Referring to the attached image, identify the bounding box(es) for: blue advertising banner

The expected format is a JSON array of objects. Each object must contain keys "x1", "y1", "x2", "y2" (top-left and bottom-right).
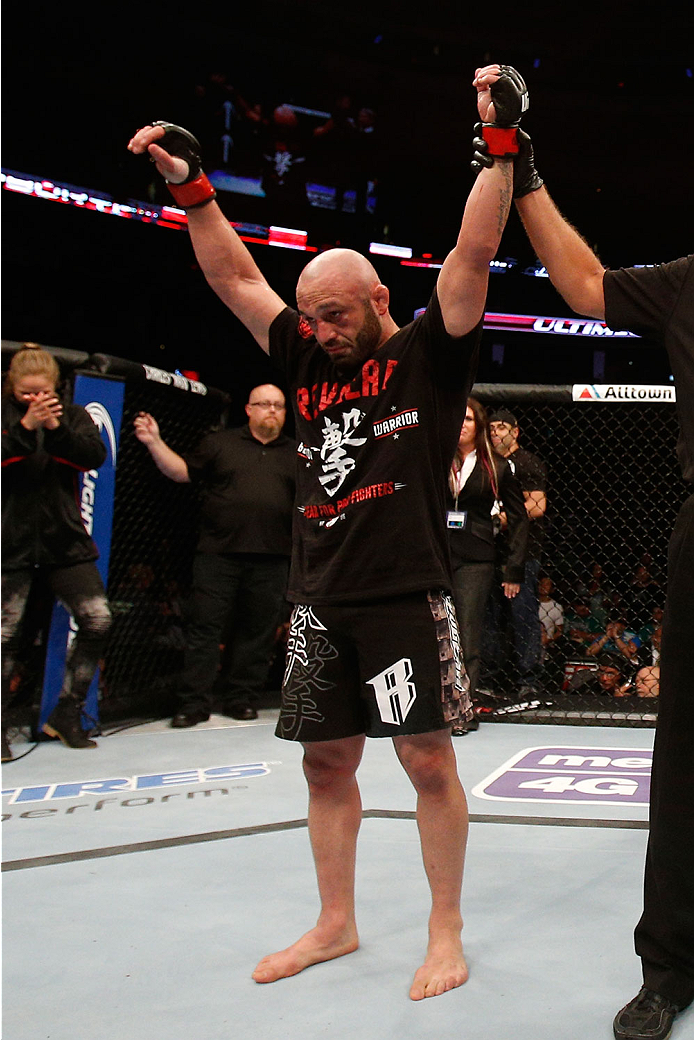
[{"x1": 39, "y1": 374, "x2": 124, "y2": 729}]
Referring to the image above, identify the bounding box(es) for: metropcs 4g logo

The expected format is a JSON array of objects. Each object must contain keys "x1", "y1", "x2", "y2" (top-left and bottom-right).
[{"x1": 472, "y1": 746, "x2": 652, "y2": 805}]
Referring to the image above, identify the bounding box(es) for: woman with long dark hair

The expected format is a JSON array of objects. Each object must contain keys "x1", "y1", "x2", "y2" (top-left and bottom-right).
[
  {"x1": 2, "y1": 345, "x2": 112, "y2": 759},
  {"x1": 447, "y1": 397, "x2": 528, "y2": 734}
]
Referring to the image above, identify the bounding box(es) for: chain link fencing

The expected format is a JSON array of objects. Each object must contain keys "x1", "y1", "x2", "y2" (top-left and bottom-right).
[
  {"x1": 94, "y1": 356, "x2": 231, "y2": 722},
  {"x1": 471, "y1": 383, "x2": 683, "y2": 728},
  {"x1": 2, "y1": 344, "x2": 231, "y2": 729},
  {"x1": 3, "y1": 339, "x2": 683, "y2": 730}
]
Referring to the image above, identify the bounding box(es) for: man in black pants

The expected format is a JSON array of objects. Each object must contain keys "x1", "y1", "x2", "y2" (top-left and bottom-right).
[
  {"x1": 486, "y1": 406, "x2": 546, "y2": 696},
  {"x1": 134, "y1": 384, "x2": 295, "y2": 726},
  {"x1": 482, "y1": 93, "x2": 693, "y2": 1040}
]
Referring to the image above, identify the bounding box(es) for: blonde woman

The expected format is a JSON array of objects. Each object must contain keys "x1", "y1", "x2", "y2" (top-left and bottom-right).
[{"x1": 2, "y1": 345, "x2": 111, "y2": 759}]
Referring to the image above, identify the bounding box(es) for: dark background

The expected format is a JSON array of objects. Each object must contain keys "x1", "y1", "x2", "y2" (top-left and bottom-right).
[{"x1": 3, "y1": 2, "x2": 693, "y2": 402}]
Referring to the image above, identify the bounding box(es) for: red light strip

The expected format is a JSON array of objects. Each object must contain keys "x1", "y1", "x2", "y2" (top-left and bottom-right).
[{"x1": 1, "y1": 171, "x2": 317, "y2": 252}]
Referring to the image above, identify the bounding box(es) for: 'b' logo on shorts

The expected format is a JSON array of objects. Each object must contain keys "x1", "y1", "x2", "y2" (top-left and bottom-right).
[{"x1": 367, "y1": 658, "x2": 417, "y2": 725}]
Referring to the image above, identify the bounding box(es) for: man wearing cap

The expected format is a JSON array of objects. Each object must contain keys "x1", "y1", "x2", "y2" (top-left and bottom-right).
[{"x1": 485, "y1": 407, "x2": 547, "y2": 696}]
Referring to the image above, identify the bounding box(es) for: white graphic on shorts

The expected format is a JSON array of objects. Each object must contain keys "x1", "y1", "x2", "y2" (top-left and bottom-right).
[
  {"x1": 442, "y1": 591, "x2": 466, "y2": 696},
  {"x1": 279, "y1": 605, "x2": 334, "y2": 741},
  {"x1": 318, "y1": 408, "x2": 367, "y2": 497},
  {"x1": 284, "y1": 606, "x2": 328, "y2": 685},
  {"x1": 367, "y1": 657, "x2": 417, "y2": 725}
]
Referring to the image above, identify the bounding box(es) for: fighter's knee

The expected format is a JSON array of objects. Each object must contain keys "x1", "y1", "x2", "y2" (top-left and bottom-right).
[
  {"x1": 302, "y1": 746, "x2": 360, "y2": 788},
  {"x1": 397, "y1": 743, "x2": 455, "y2": 794}
]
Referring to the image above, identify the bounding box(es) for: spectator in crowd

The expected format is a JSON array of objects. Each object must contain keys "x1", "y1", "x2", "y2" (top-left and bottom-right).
[
  {"x1": 586, "y1": 617, "x2": 640, "y2": 662},
  {"x1": 355, "y1": 106, "x2": 379, "y2": 206},
  {"x1": 638, "y1": 550, "x2": 664, "y2": 586},
  {"x1": 134, "y1": 384, "x2": 296, "y2": 727},
  {"x1": 637, "y1": 623, "x2": 662, "y2": 669},
  {"x1": 506, "y1": 109, "x2": 693, "y2": 1039},
  {"x1": 601, "y1": 588, "x2": 627, "y2": 625},
  {"x1": 570, "y1": 653, "x2": 630, "y2": 697},
  {"x1": 128, "y1": 60, "x2": 520, "y2": 1000},
  {"x1": 311, "y1": 93, "x2": 359, "y2": 212},
  {"x1": 2, "y1": 344, "x2": 112, "y2": 759},
  {"x1": 538, "y1": 575, "x2": 564, "y2": 655},
  {"x1": 260, "y1": 105, "x2": 309, "y2": 208},
  {"x1": 583, "y1": 561, "x2": 616, "y2": 624},
  {"x1": 180, "y1": 70, "x2": 248, "y2": 168},
  {"x1": 563, "y1": 595, "x2": 603, "y2": 651},
  {"x1": 447, "y1": 397, "x2": 528, "y2": 734},
  {"x1": 484, "y1": 407, "x2": 547, "y2": 695},
  {"x1": 538, "y1": 574, "x2": 565, "y2": 689},
  {"x1": 630, "y1": 563, "x2": 662, "y2": 629},
  {"x1": 231, "y1": 98, "x2": 268, "y2": 177},
  {"x1": 637, "y1": 604, "x2": 664, "y2": 647},
  {"x1": 634, "y1": 666, "x2": 660, "y2": 698}
]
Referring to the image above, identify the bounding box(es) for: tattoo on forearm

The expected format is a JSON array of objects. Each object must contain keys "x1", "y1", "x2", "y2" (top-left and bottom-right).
[{"x1": 497, "y1": 163, "x2": 513, "y2": 235}]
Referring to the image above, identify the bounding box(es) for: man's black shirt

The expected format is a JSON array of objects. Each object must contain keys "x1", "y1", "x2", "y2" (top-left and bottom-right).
[{"x1": 184, "y1": 425, "x2": 296, "y2": 556}]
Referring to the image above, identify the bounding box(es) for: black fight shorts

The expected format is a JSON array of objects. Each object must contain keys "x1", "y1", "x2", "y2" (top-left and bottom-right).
[{"x1": 276, "y1": 590, "x2": 472, "y2": 743}]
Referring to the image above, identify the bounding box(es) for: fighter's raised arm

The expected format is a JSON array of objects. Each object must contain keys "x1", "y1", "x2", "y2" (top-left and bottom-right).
[
  {"x1": 515, "y1": 187, "x2": 607, "y2": 319},
  {"x1": 128, "y1": 124, "x2": 286, "y2": 352},
  {"x1": 498, "y1": 125, "x2": 607, "y2": 319},
  {"x1": 435, "y1": 64, "x2": 523, "y2": 338}
]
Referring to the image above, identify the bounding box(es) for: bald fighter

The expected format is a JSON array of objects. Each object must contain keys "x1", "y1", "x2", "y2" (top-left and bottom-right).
[
  {"x1": 134, "y1": 384, "x2": 295, "y2": 726},
  {"x1": 129, "y1": 63, "x2": 527, "y2": 1000}
]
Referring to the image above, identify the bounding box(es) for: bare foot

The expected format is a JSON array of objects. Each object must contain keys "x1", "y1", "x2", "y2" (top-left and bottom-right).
[
  {"x1": 252, "y1": 925, "x2": 359, "y2": 984},
  {"x1": 409, "y1": 940, "x2": 469, "y2": 1000}
]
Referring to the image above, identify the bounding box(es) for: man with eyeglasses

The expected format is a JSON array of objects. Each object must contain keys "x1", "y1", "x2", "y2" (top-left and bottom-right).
[{"x1": 134, "y1": 384, "x2": 295, "y2": 726}]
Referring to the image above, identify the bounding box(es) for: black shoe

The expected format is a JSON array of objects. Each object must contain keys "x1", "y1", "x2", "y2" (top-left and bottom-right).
[
  {"x1": 171, "y1": 709, "x2": 210, "y2": 728},
  {"x1": 225, "y1": 704, "x2": 258, "y2": 721},
  {"x1": 476, "y1": 685, "x2": 505, "y2": 701},
  {"x1": 42, "y1": 699, "x2": 97, "y2": 749},
  {"x1": 451, "y1": 717, "x2": 479, "y2": 736},
  {"x1": 613, "y1": 987, "x2": 682, "y2": 1040},
  {"x1": 1, "y1": 730, "x2": 12, "y2": 762},
  {"x1": 518, "y1": 683, "x2": 540, "y2": 697}
]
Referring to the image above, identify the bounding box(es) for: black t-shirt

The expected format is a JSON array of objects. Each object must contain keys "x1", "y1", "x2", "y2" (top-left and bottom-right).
[
  {"x1": 604, "y1": 256, "x2": 694, "y2": 481},
  {"x1": 268, "y1": 290, "x2": 481, "y2": 603},
  {"x1": 504, "y1": 446, "x2": 547, "y2": 559},
  {"x1": 184, "y1": 425, "x2": 296, "y2": 556}
]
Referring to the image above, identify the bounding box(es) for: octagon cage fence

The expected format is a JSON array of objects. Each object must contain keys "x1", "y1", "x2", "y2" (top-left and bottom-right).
[{"x1": 2, "y1": 342, "x2": 684, "y2": 735}]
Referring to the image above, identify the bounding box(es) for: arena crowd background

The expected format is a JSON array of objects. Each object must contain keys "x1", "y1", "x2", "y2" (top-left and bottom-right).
[{"x1": 2, "y1": 2, "x2": 693, "y2": 727}]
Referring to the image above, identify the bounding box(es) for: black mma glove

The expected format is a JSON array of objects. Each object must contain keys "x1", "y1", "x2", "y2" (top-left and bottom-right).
[
  {"x1": 471, "y1": 123, "x2": 494, "y2": 175},
  {"x1": 149, "y1": 121, "x2": 217, "y2": 209},
  {"x1": 513, "y1": 129, "x2": 544, "y2": 198},
  {"x1": 472, "y1": 126, "x2": 544, "y2": 197},
  {"x1": 473, "y1": 65, "x2": 529, "y2": 166},
  {"x1": 489, "y1": 65, "x2": 529, "y2": 128}
]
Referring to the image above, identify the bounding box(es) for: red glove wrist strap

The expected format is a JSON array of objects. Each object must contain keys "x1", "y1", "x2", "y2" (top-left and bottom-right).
[
  {"x1": 166, "y1": 173, "x2": 216, "y2": 209},
  {"x1": 481, "y1": 125, "x2": 519, "y2": 158}
]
